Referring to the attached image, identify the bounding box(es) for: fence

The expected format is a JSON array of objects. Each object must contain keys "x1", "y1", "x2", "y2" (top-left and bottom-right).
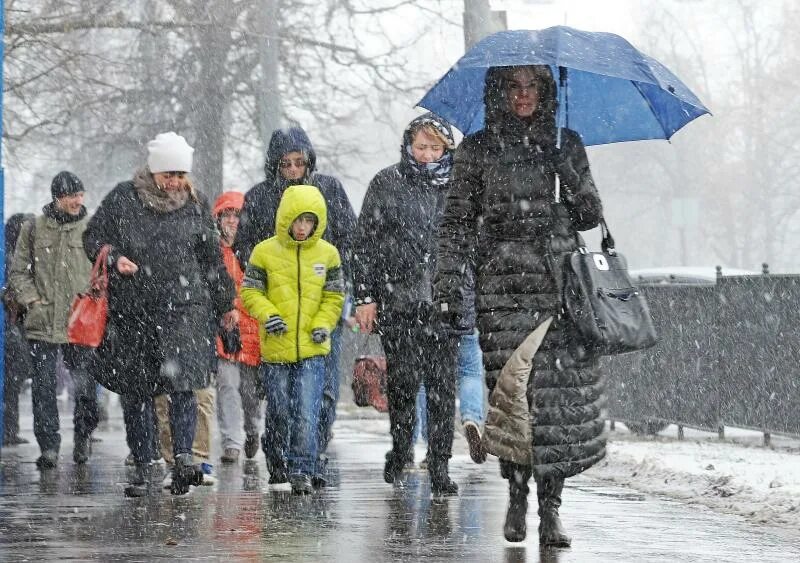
[{"x1": 605, "y1": 274, "x2": 800, "y2": 437}]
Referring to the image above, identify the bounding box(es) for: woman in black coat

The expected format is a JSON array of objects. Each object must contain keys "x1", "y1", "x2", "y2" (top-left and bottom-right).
[
  {"x1": 83, "y1": 132, "x2": 235, "y2": 496},
  {"x1": 435, "y1": 66, "x2": 605, "y2": 545},
  {"x1": 352, "y1": 113, "x2": 464, "y2": 496}
]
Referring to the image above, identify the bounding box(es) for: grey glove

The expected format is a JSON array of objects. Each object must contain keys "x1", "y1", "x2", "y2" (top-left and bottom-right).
[
  {"x1": 311, "y1": 328, "x2": 329, "y2": 344},
  {"x1": 265, "y1": 315, "x2": 288, "y2": 335}
]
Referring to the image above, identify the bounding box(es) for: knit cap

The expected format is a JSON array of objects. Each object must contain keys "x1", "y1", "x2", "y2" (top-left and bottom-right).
[
  {"x1": 50, "y1": 171, "x2": 85, "y2": 199},
  {"x1": 147, "y1": 132, "x2": 194, "y2": 173}
]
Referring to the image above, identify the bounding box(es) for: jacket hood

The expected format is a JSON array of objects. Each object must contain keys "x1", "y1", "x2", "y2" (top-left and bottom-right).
[
  {"x1": 275, "y1": 184, "x2": 327, "y2": 247},
  {"x1": 265, "y1": 126, "x2": 317, "y2": 180},
  {"x1": 213, "y1": 191, "x2": 245, "y2": 217},
  {"x1": 484, "y1": 65, "x2": 558, "y2": 147}
]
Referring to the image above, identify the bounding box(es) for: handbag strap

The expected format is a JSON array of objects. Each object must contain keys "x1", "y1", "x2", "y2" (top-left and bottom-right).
[
  {"x1": 570, "y1": 218, "x2": 616, "y2": 255},
  {"x1": 90, "y1": 245, "x2": 112, "y2": 291}
]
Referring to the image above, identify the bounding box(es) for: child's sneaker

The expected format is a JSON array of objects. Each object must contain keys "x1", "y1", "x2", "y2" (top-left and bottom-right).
[{"x1": 199, "y1": 462, "x2": 216, "y2": 486}]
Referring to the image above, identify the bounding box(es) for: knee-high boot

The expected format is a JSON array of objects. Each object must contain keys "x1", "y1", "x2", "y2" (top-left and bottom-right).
[
  {"x1": 537, "y1": 475, "x2": 571, "y2": 547},
  {"x1": 501, "y1": 460, "x2": 532, "y2": 542}
]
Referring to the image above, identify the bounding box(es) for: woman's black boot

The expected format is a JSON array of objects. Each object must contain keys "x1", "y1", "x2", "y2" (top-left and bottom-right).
[
  {"x1": 124, "y1": 463, "x2": 151, "y2": 498},
  {"x1": 503, "y1": 462, "x2": 532, "y2": 542},
  {"x1": 171, "y1": 453, "x2": 202, "y2": 496},
  {"x1": 537, "y1": 476, "x2": 571, "y2": 547}
]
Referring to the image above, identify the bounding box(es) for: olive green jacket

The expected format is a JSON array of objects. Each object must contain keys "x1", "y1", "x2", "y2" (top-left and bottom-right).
[{"x1": 9, "y1": 209, "x2": 91, "y2": 343}]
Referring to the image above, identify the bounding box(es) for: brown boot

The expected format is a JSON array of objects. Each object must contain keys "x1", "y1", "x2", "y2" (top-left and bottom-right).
[{"x1": 537, "y1": 476, "x2": 571, "y2": 548}]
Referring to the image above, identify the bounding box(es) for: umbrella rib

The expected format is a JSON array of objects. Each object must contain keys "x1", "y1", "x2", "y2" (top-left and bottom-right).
[{"x1": 630, "y1": 79, "x2": 671, "y2": 140}]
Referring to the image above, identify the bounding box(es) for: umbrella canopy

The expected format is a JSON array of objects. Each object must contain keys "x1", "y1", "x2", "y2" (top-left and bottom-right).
[{"x1": 417, "y1": 26, "x2": 710, "y2": 145}]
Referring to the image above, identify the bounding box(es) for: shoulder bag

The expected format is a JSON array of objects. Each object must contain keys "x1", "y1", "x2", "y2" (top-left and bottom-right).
[
  {"x1": 67, "y1": 245, "x2": 111, "y2": 348},
  {"x1": 560, "y1": 219, "x2": 658, "y2": 355}
]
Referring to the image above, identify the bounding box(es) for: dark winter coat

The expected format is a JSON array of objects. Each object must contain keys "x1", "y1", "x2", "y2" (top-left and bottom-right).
[
  {"x1": 352, "y1": 113, "x2": 475, "y2": 329},
  {"x1": 82, "y1": 176, "x2": 235, "y2": 397},
  {"x1": 435, "y1": 66, "x2": 606, "y2": 480},
  {"x1": 233, "y1": 127, "x2": 357, "y2": 282}
]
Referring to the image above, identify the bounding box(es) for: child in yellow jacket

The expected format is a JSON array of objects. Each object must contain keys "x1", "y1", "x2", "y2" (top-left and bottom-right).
[{"x1": 241, "y1": 184, "x2": 344, "y2": 494}]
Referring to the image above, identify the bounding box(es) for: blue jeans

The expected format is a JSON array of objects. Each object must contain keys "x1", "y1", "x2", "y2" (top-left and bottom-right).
[
  {"x1": 261, "y1": 356, "x2": 325, "y2": 478},
  {"x1": 122, "y1": 391, "x2": 196, "y2": 464},
  {"x1": 29, "y1": 341, "x2": 98, "y2": 453},
  {"x1": 415, "y1": 331, "x2": 484, "y2": 443}
]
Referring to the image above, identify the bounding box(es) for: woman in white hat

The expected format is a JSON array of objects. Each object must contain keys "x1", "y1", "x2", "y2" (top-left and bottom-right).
[{"x1": 83, "y1": 132, "x2": 236, "y2": 497}]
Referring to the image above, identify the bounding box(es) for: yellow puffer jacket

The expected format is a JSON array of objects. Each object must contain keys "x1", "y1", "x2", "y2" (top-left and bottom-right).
[{"x1": 240, "y1": 185, "x2": 345, "y2": 363}]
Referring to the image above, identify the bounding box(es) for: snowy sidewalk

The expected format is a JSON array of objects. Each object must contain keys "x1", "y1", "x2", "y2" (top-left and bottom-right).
[{"x1": 594, "y1": 423, "x2": 800, "y2": 532}]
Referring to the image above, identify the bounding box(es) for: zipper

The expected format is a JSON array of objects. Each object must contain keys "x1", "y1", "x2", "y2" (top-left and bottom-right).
[{"x1": 296, "y1": 245, "x2": 302, "y2": 362}]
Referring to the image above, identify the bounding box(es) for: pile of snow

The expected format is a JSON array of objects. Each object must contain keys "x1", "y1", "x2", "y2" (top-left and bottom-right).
[{"x1": 593, "y1": 424, "x2": 800, "y2": 530}]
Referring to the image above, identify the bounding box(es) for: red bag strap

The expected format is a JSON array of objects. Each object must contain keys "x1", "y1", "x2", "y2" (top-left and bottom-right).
[{"x1": 90, "y1": 245, "x2": 111, "y2": 292}]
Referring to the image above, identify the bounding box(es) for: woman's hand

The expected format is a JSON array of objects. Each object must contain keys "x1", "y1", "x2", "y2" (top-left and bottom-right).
[
  {"x1": 221, "y1": 309, "x2": 239, "y2": 331},
  {"x1": 116, "y1": 256, "x2": 139, "y2": 276},
  {"x1": 355, "y1": 303, "x2": 377, "y2": 334}
]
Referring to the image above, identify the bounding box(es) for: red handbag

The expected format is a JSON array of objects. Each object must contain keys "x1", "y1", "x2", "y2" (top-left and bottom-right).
[
  {"x1": 67, "y1": 245, "x2": 111, "y2": 348},
  {"x1": 352, "y1": 355, "x2": 388, "y2": 413}
]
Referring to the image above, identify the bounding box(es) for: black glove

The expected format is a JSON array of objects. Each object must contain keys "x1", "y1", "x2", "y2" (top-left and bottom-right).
[
  {"x1": 436, "y1": 301, "x2": 468, "y2": 332},
  {"x1": 311, "y1": 328, "x2": 329, "y2": 344},
  {"x1": 265, "y1": 315, "x2": 288, "y2": 335}
]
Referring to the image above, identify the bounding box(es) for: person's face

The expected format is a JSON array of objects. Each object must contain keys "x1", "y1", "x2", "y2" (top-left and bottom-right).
[
  {"x1": 55, "y1": 192, "x2": 85, "y2": 216},
  {"x1": 506, "y1": 67, "x2": 540, "y2": 119},
  {"x1": 219, "y1": 209, "x2": 240, "y2": 241},
  {"x1": 153, "y1": 171, "x2": 189, "y2": 192},
  {"x1": 410, "y1": 129, "x2": 446, "y2": 164},
  {"x1": 291, "y1": 214, "x2": 316, "y2": 241},
  {"x1": 279, "y1": 151, "x2": 307, "y2": 181}
]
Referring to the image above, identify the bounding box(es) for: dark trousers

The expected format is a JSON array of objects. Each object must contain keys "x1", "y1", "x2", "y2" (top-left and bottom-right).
[
  {"x1": 28, "y1": 341, "x2": 98, "y2": 453},
  {"x1": 4, "y1": 321, "x2": 32, "y2": 438},
  {"x1": 122, "y1": 391, "x2": 196, "y2": 464},
  {"x1": 382, "y1": 318, "x2": 458, "y2": 467}
]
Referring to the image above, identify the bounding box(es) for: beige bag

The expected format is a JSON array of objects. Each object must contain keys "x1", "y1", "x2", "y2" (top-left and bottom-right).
[{"x1": 483, "y1": 317, "x2": 553, "y2": 465}]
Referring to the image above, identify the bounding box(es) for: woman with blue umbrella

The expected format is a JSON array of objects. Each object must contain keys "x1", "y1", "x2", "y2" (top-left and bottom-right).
[{"x1": 434, "y1": 64, "x2": 605, "y2": 546}]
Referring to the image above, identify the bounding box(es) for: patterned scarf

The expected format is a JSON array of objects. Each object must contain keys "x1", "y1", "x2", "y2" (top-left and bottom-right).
[{"x1": 403, "y1": 147, "x2": 454, "y2": 186}]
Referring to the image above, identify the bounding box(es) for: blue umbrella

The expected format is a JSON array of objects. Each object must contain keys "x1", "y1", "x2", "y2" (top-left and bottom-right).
[{"x1": 417, "y1": 26, "x2": 710, "y2": 145}]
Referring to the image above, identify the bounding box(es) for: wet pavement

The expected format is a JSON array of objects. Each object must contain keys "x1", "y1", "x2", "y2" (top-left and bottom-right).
[{"x1": 2, "y1": 395, "x2": 800, "y2": 562}]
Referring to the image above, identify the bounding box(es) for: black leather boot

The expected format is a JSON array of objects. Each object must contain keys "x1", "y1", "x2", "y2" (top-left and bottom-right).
[
  {"x1": 171, "y1": 453, "x2": 203, "y2": 496},
  {"x1": 537, "y1": 476, "x2": 571, "y2": 548},
  {"x1": 124, "y1": 463, "x2": 151, "y2": 498},
  {"x1": 73, "y1": 434, "x2": 92, "y2": 464},
  {"x1": 503, "y1": 462, "x2": 532, "y2": 542},
  {"x1": 428, "y1": 457, "x2": 458, "y2": 496},
  {"x1": 383, "y1": 450, "x2": 407, "y2": 485}
]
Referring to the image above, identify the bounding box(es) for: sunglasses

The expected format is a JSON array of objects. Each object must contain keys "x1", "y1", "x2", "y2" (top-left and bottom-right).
[{"x1": 279, "y1": 158, "x2": 307, "y2": 170}]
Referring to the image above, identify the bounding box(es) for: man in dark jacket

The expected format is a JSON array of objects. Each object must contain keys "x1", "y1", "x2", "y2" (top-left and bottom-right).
[
  {"x1": 352, "y1": 113, "x2": 464, "y2": 495},
  {"x1": 233, "y1": 126, "x2": 356, "y2": 486},
  {"x1": 9, "y1": 172, "x2": 98, "y2": 469}
]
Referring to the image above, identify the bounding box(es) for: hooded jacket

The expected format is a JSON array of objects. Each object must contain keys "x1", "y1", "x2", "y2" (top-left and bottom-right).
[
  {"x1": 213, "y1": 191, "x2": 261, "y2": 367},
  {"x1": 240, "y1": 185, "x2": 345, "y2": 364},
  {"x1": 233, "y1": 127, "x2": 357, "y2": 283},
  {"x1": 435, "y1": 66, "x2": 606, "y2": 480},
  {"x1": 351, "y1": 113, "x2": 475, "y2": 328},
  {"x1": 9, "y1": 204, "x2": 91, "y2": 343}
]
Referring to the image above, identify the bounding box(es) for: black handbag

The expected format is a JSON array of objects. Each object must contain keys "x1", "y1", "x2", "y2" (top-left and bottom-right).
[{"x1": 559, "y1": 219, "x2": 658, "y2": 355}]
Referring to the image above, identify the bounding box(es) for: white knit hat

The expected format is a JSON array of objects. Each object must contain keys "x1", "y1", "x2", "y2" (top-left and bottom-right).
[{"x1": 147, "y1": 132, "x2": 194, "y2": 173}]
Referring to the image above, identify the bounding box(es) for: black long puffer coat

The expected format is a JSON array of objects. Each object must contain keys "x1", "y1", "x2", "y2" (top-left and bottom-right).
[
  {"x1": 83, "y1": 178, "x2": 235, "y2": 398},
  {"x1": 435, "y1": 66, "x2": 606, "y2": 479}
]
